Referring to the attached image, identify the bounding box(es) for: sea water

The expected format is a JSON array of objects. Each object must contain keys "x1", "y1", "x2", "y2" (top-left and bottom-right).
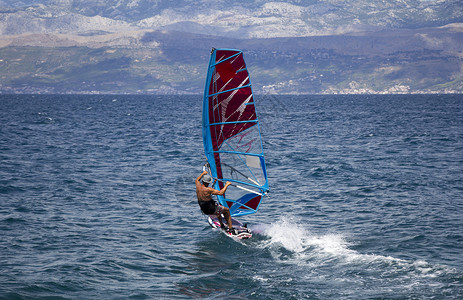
[{"x1": 0, "y1": 94, "x2": 462, "y2": 299}]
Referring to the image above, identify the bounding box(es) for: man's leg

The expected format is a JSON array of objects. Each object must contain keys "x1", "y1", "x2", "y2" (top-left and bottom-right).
[
  {"x1": 217, "y1": 213, "x2": 225, "y2": 228},
  {"x1": 215, "y1": 205, "x2": 233, "y2": 229},
  {"x1": 222, "y1": 207, "x2": 233, "y2": 229}
]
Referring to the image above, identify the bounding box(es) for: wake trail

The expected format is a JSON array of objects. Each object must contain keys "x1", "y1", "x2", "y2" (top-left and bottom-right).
[{"x1": 250, "y1": 216, "x2": 458, "y2": 281}]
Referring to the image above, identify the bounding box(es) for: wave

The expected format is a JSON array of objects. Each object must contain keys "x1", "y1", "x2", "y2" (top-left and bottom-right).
[
  {"x1": 255, "y1": 216, "x2": 360, "y2": 260},
  {"x1": 252, "y1": 216, "x2": 460, "y2": 284}
]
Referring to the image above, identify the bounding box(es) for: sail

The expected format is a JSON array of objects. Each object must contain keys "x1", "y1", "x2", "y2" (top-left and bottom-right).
[{"x1": 202, "y1": 48, "x2": 269, "y2": 217}]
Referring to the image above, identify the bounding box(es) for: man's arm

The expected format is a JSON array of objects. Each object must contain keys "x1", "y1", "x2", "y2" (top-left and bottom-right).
[{"x1": 211, "y1": 181, "x2": 232, "y2": 196}]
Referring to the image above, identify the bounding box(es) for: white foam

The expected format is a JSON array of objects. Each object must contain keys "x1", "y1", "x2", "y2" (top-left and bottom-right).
[
  {"x1": 261, "y1": 216, "x2": 307, "y2": 253},
  {"x1": 255, "y1": 216, "x2": 459, "y2": 287},
  {"x1": 259, "y1": 216, "x2": 401, "y2": 266}
]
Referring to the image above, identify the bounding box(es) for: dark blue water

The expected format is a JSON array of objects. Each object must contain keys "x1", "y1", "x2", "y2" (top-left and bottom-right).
[{"x1": 1, "y1": 94, "x2": 462, "y2": 299}]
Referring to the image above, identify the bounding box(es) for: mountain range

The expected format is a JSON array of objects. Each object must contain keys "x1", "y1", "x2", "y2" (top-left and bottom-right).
[{"x1": 0, "y1": 0, "x2": 462, "y2": 94}]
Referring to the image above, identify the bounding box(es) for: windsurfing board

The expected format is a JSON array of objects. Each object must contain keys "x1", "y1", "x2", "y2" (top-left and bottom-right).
[{"x1": 208, "y1": 215, "x2": 252, "y2": 239}]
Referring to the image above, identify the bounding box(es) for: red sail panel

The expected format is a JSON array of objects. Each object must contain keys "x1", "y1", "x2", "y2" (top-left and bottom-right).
[
  {"x1": 242, "y1": 195, "x2": 261, "y2": 210},
  {"x1": 208, "y1": 87, "x2": 256, "y2": 150},
  {"x1": 229, "y1": 194, "x2": 262, "y2": 214},
  {"x1": 215, "y1": 59, "x2": 235, "y2": 83}
]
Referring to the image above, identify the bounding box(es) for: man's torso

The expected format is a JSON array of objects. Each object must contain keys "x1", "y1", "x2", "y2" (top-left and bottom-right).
[{"x1": 196, "y1": 185, "x2": 213, "y2": 202}]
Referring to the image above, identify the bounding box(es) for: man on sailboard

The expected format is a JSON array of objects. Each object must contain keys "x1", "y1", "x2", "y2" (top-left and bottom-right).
[{"x1": 195, "y1": 170, "x2": 237, "y2": 235}]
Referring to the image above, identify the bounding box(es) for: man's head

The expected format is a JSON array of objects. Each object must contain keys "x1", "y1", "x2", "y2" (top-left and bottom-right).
[{"x1": 202, "y1": 174, "x2": 213, "y2": 186}]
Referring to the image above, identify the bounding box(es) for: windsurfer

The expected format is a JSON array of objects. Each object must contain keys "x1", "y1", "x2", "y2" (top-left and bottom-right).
[{"x1": 195, "y1": 170, "x2": 237, "y2": 234}]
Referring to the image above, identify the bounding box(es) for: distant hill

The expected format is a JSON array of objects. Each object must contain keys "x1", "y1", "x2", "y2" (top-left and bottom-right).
[
  {"x1": 1, "y1": 0, "x2": 462, "y2": 37},
  {"x1": 0, "y1": 1, "x2": 462, "y2": 94}
]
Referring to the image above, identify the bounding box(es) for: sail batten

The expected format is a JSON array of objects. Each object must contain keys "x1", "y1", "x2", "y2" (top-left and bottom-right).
[
  {"x1": 202, "y1": 48, "x2": 269, "y2": 217},
  {"x1": 209, "y1": 120, "x2": 258, "y2": 126},
  {"x1": 208, "y1": 84, "x2": 252, "y2": 97}
]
